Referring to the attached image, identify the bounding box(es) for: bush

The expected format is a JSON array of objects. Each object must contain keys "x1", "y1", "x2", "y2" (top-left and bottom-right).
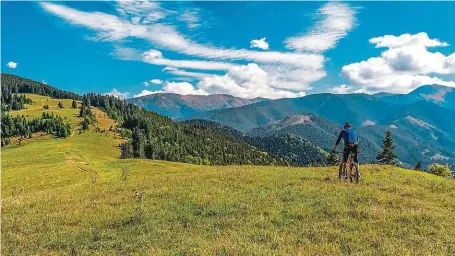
[{"x1": 427, "y1": 163, "x2": 452, "y2": 178}]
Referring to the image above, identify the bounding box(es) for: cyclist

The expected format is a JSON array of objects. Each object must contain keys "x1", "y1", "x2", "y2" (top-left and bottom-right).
[{"x1": 332, "y1": 122, "x2": 359, "y2": 165}]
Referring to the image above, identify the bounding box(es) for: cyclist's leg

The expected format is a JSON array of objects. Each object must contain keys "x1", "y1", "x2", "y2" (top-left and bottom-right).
[
  {"x1": 342, "y1": 145, "x2": 349, "y2": 163},
  {"x1": 352, "y1": 144, "x2": 359, "y2": 164}
]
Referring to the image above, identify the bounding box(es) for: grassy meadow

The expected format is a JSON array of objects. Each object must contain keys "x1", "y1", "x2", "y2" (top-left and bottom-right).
[{"x1": 2, "y1": 96, "x2": 455, "y2": 255}]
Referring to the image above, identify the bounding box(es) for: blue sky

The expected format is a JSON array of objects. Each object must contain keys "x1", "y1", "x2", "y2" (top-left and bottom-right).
[{"x1": 2, "y1": 1, "x2": 455, "y2": 99}]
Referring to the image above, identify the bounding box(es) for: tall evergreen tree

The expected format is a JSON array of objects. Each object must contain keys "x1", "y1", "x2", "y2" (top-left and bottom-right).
[
  {"x1": 72, "y1": 99, "x2": 77, "y2": 109},
  {"x1": 414, "y1": 161, "x2": 422, "y2": 171},
  {"x1": 376, "y1": 130, "x2": 397, "y2": 165}
]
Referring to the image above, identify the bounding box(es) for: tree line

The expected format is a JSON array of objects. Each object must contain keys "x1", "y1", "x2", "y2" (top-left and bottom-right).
[
  {"x1": 182, "y1": 119, "x2": 328, "y2": 166},
  {"x1": 1, "y1": 112, "x2": 71, "y2": 147},
  {"x1": 1, "y1": 73, "x2": 81, "y2": 101},
  {"x1": 81, "y1": 93, "x2": 281, "y2": 166}
]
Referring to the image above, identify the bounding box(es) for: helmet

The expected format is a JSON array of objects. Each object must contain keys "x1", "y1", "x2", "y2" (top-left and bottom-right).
[{"x1": 344, "y1": 122, "x2": 352, "y2": 128}]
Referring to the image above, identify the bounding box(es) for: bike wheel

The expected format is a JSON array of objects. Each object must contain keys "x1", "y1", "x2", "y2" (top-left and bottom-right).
[
  {"x1": 338, "y1": 163, "x2": 343, "y2": 181},
  {"x1": 349, "y1": 164, "x2": 353, "y2": 183},
  {"x1": 353, "y1": 163, "x2": 360, "y2": 184}
]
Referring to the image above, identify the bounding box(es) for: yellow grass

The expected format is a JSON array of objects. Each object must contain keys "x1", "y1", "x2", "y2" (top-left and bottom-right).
[{"x1": 2, "y1": 96, "x2": 455, "y2": 255}]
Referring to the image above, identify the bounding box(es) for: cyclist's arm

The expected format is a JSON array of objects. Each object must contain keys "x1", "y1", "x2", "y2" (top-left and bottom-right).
[{"x1": 333, "y1": 130, "x2": 343, "y2": 151}]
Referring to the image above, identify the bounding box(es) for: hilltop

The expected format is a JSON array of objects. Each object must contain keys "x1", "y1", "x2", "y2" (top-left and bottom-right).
[
  {"x1": 2, "y1": 76, "x2": 455, "y2": 255},
  {"x1": 3, "y1": 118, "x2": 455, "y2": 254}
]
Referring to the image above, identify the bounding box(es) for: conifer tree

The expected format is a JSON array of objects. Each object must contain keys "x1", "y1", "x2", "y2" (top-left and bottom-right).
[
  {"x1": 376, "y1": 130, "x2": 397, "y2": 165},
  {"x1": 72, "y1": 99, "x2": 77, "y2": 109},
  {"x1": 414, "y1": 161, "x2": 422, "y2": 171}
]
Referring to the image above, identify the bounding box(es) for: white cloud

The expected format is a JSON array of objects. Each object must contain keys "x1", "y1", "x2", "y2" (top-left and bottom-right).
[
  {"x1": 142, "y1": 49, "x2": 236, "y2": 71},
  {"x1": 285, "y1": 2, "x2": 357, "y2": 52},
  {"x1": 162, "y1": 67, "x2": 213, "y2": 79},
  {"x1": 143, "y1": 81, "x2": 149, "y2": 86},
  {"x1": 331, "y1": 84, "x2": 351, "y2": 94},
  {"x1": 40, "y1": 2, "x2": 325, "y2": 70},
  {"x1": 250, "y1": 37, "x2": 269, "y2": 50},
  {"x1": 135, "y1": 64, "x2": 307, "y2": 99},
  {"x1": 178, "y1": 10, "x2": 200, "y2": 29},
  {"x1": 340, "y1": 32, "x2": 455, "y2": 94},
  {"x1": 196, "y1": 64, "x2": 306, "y2": 99},
  {"x1": 133, "y1": 81, "x2": 207, "y2": 97},
  {"x1": 6, "y1": 62, "x2": 17, "y2": 68},
  {"x1": 104, "y1": 88, "x2": 129, "y2": 99},
  {"x1": 40, "y1": 2, "x2": 367, "y2": 98},
  {"x1": 369, "y1": 32, "x2": 449, "y2": 48},
  {"x1": 150, "y1": 79, "x2": 162, "y2": 85}
]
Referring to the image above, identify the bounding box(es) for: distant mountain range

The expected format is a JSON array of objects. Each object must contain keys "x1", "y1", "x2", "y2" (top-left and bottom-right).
[
  {"x1": 176, "y1": 84, "x2": 455, "y2": 167},
  {"x1": 381, "y1": 85, "x2": 455, "y2": 110},
  {"x1": 127, "y1": 93, "x2": 266, "y2": 119}
]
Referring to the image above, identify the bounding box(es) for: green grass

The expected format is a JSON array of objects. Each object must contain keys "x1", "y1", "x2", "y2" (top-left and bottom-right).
[{"x1": 2, "y1": 97, "x2": 455, "y2": 255}]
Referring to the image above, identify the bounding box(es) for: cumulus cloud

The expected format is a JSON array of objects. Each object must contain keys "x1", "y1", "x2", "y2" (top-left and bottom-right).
[
  {"x1": 285, "y1": 2, "x2": 357, "y2": 52},
  {"x1": 133, "y1": 81, "x2": 207, "y2": 97},
  {"x1": 196, "y1": 64, "x2": 306, "y2": 99},
  {"x1": 134, "y1": 64, "x2": 307, "y2": 99},
  {"x1": 6, "y1": 62, "x2": 18, "y2": 68},
  {"x1": 104, "y1": 88, "x2": 129, "y2": 99},
  {"x1": 369, "y1": 32, "x2": 449, "y2": 48},
  {"x1": 150, "y1": 79, "x2": 162, "y2": 84},
  {"x1": 40, "y1": 1, "x2": 363, "y2": 98},
  {"x1": 340, "y1": 32, "x2": 455, "y2": 94},
  {"x1": 250, "y1": 37, "x2": 269, "y2": 50}
]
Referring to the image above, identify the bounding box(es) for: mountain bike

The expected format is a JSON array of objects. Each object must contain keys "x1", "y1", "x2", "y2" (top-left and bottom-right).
[{"x1": 337, "y1": 150, "x2": 360, "y2": 184}]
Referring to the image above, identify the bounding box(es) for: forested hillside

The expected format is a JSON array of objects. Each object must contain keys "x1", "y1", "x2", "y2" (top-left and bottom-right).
[
  {"x1": 249, "y1": 114, "x2": 380, "y2": 163},
  {"x1": 1, "y1": 74, "x2": 283, "y2": 166},
  {"x1": 1, "y1": 73, "x2": 81, "y2": 101},
  {"x1": 183, "y1": 119, "x2": 328, "y2": 166}
]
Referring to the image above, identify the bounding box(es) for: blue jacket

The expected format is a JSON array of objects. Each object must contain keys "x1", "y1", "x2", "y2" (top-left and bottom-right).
[{"x1": 336, "y1": 128, "x2": 359, "y2": 146}]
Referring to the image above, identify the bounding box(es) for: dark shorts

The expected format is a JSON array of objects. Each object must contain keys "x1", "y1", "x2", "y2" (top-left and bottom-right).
[{"x1": 343, "y1": 144, "x2": 358, "y2": 163}]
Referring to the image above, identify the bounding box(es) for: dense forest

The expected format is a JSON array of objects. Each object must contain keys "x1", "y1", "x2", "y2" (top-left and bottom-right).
[
  {"x1": 1, "y1": 93, "x2": 32, "y2": 112},
  {"x1": 1, "y1": 112, "x2": 71, "y2": 146},
  {"x1": 79, "y1": 93, "x2": 282, "y2": 165},
  {"x1": 182, "y1": 119, "x2": 328, "y2": 166},
  {"x1": 1, "y1": 73, "x2": 81, "y2": 101},
  {"x1": 0, "y1": 73, "x2": 330, "y2": 166}
]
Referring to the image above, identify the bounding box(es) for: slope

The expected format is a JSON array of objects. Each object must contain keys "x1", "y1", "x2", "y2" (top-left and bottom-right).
[
  {"x1": 381, "y1": 84, "x2": 455, "y2": 110},
  {"x1": 127, "y1": 93, "x2": 266, "y2": 119},
  {"x1": 249, "y1": 114, "x2": 380, "y2": 163},
  {"x1": 1, "y1": 74, "x2": 282, "y2": 166},
  {"x1": 2, "y1": 121, "x2": 455, "y2": 255},
  {"x1": 183, "y1": 93, "x2": 391, "y2": 132},
  {"x1": 182, "y1": 119, "x2": 328, "y2": 166}
]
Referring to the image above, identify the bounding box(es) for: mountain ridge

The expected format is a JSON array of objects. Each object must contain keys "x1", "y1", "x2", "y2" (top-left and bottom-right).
[{"x1": 127, "y1": 93, "x2": 267, "y2": 119}]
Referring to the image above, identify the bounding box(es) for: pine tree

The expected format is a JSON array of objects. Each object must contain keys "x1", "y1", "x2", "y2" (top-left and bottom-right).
[
  {"x1": 414, "y1": 161, "x2": 422, "y2": 171},
  {"x1": 326, "y1": 150, "x2": 339, "y2": 166},
  {"x1": 376, "y1": 130, "x2": 397, "y2": 165},
  {"x1": 72, "y1": 99, "x2": 77, "y2": 109},
  {"x1": 82, "y1": 118, "x2": 90, "y2": 130}
]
